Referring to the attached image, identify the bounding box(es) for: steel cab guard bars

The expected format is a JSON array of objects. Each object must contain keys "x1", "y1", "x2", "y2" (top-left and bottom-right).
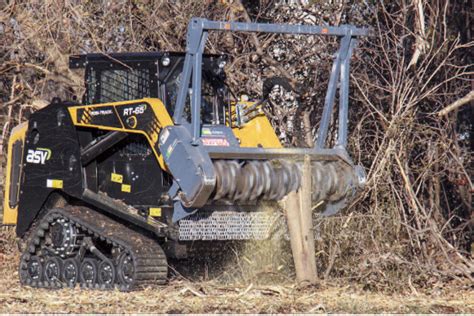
[{"x1": 173, "y1": 18, "x2": 370, "y2": 150}]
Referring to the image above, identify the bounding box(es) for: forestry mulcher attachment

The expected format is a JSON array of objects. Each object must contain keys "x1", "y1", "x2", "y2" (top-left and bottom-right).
[{"x1": 3, "y1": 18, "x2": 368, "y2": 290}]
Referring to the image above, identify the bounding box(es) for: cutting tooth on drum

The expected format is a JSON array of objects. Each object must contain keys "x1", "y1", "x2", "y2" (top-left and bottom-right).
[{"x1": 212, "y1": 159, "x2": 302, "y2": 202}]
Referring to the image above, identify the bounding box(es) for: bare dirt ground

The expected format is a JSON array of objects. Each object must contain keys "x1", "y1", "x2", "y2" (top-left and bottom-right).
[{"x1": 0, "y1": 227, "x2": 472, "y2": 313}]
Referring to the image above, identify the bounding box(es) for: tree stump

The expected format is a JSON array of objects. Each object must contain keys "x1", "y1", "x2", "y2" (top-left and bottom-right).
[{"x1": 284, "y1": 155, "x2": 318, "y2": 283}]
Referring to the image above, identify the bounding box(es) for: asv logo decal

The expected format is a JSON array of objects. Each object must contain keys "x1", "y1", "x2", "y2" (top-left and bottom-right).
[{"x1": 26, "y1": 148, "x2": 51, "y2": 164}]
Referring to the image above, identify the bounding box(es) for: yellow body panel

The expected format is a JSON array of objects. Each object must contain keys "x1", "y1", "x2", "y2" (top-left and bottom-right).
[
  {"x1": 231, "y1": 101, "x2": 282, "y2": 148},
  {"x1": 3, "y1": 122, "x2": 28, "y2": 225},
  {"x1": 68, "y1": 98, "x2": 173, "y2": 169}
]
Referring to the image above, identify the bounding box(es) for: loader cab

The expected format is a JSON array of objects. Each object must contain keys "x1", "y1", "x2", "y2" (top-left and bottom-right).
[
  {"x1": 161, "y1": 56, "x2": 230, "y2": 125},
  {"x1": 69, "y1": 52, "x2": 230, "y2": 125},
  {"x1": 68, "y1": 52, "x2": 232, "y2": 207}
]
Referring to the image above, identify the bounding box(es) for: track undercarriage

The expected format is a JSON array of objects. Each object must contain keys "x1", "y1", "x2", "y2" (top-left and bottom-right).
[{"x1": 19, "y1": 206, "x2": 168, "y2": 290}]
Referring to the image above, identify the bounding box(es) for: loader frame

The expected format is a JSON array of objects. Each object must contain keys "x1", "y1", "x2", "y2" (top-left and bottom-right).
[
  {"x1": 3, "y1": 20, "x2": 374, "y2": 291},
  {"x1": 174, "y1": 18, "x2": 369, "y2": 161}
]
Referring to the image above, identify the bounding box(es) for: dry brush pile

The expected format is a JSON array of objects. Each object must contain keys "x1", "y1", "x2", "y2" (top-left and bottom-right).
[{"x1": 0, "y1": 0, "x2": 472, "y2": 291}]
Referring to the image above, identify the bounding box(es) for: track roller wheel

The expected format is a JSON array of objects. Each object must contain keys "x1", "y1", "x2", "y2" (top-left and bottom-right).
[
  {"x1": 80, "y1": 258, "x2": 98, "y2": 287},
  {"x1": 117, "y1": 252, "x2": 136, "y2": 289},
  {"x1": 98, "y1": 260, "x2": 116, "y2": 288},
  {"x1": 62, "y1": 258, "x2": 79, "y2": 287},
  {"x1": 19, "y1": 256, "x2": 43, "y2": 286},
  {"x1": 27, "y1": 256, "x2": 43, "y2": 284},
  {"x1": 44, "y1": 257, "x2": 62, "y2": 285}
]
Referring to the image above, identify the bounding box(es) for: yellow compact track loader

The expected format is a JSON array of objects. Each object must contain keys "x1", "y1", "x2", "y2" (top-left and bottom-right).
[{"x1": 3, "y1": 18, "x2": 368, "y2": 290}]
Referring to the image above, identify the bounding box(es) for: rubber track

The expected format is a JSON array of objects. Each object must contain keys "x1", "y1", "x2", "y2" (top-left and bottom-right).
[{"x1": 20, "y1": 206, "x2": 168, "y2": 290}]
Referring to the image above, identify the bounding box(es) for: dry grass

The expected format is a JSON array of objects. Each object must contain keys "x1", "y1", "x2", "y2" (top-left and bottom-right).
[{"x1": 0, "y1": 227, "x2": 472, "y2": 314}]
